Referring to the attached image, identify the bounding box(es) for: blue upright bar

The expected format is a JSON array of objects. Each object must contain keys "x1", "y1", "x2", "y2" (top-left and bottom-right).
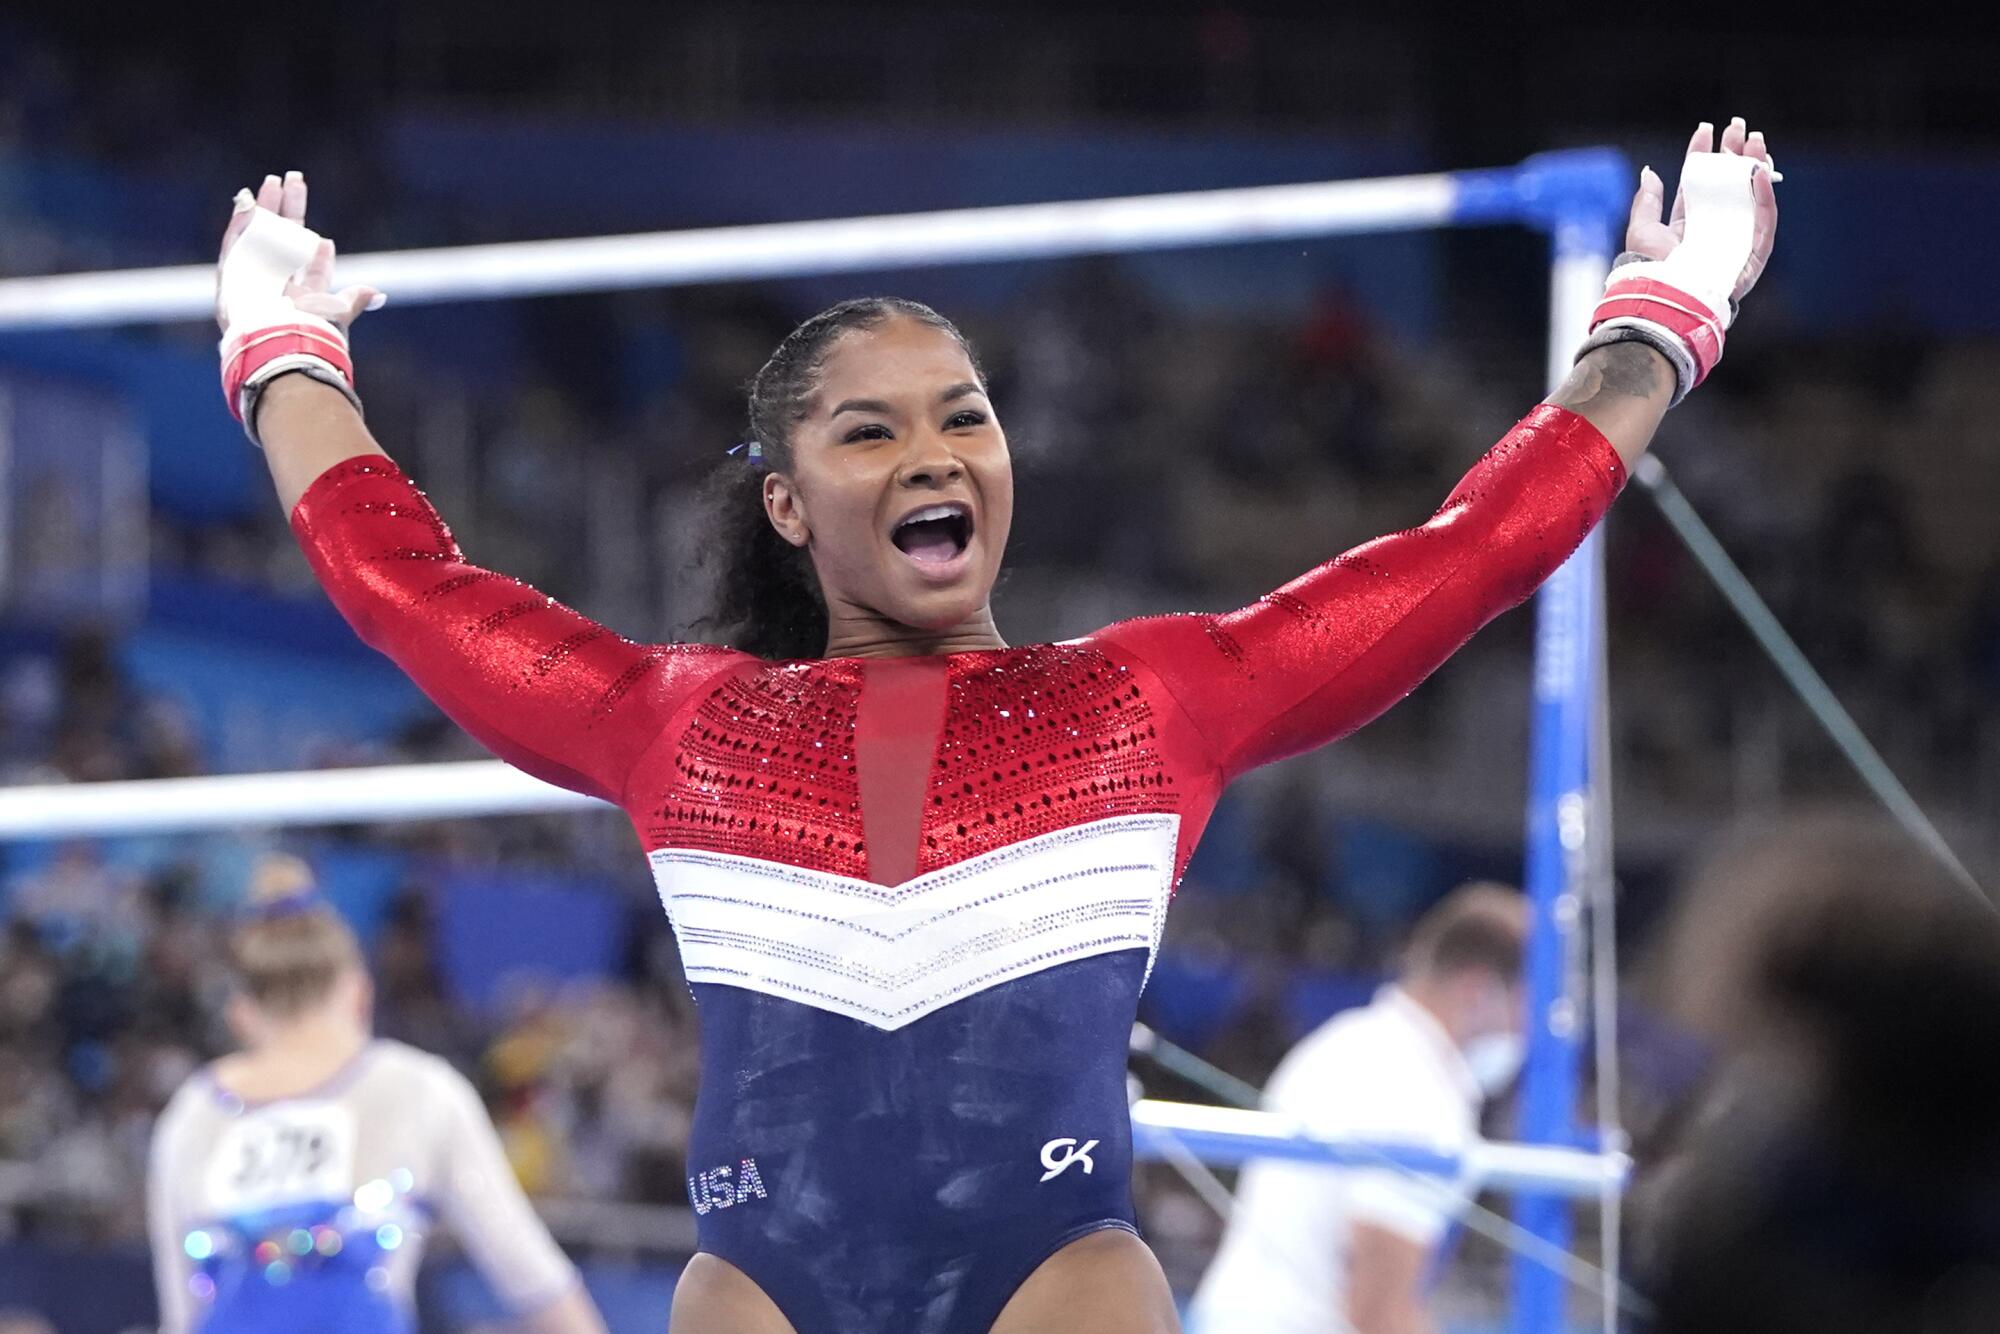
[
  {"x1": 1454, "y1": 148, "x2": 1627, "y2": 1334},
  {"x1": 1514, "y1": 527, "x2": 1604, "y2": 1334}
]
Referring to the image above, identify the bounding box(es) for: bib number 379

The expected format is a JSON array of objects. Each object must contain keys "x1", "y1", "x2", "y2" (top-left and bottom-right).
[{"x1": 205, "y1": 1104, "x2": 358, "y2": 1214}]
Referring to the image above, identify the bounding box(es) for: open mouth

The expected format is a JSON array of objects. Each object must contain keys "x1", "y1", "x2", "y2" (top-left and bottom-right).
[{"x1": 890, "y1": 502, "x2": 974, "y2": 567}]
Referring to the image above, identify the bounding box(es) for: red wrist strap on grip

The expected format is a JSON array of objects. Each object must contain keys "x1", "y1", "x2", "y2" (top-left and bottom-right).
[
  {"x1": 1591, "y1": 273, "x2": 1726, "y2": 390},
  {"x1": 220, "y1": 322, "x2": 356, "y2": 423}
]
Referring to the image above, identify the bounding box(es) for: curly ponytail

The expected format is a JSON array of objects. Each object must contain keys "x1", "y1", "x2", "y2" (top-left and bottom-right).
[
  {"x1": 693, "y1": 459, "x2": 829, "y2": 660},
  {"x1": 692, "y1": 297, "x2": 983, "y2": 660}
]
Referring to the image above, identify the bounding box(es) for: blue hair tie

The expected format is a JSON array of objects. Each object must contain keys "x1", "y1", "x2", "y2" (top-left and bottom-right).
[
  {"x1": 728, "y1": 440, "x2": 767, "y2": 470},
  {"x1": 240, "y1": 890, "x2": 330, "y2": 923}
]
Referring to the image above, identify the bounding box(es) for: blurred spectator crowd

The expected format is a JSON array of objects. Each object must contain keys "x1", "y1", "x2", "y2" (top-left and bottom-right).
[{"x1": 0, "y1": 626, "x2": 709, "y2": 1245}]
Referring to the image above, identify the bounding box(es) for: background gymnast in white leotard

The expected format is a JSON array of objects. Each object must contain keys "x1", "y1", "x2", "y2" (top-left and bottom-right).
[{"x1": 146, "y1": 855, "x2": 608, "y2": 1334}]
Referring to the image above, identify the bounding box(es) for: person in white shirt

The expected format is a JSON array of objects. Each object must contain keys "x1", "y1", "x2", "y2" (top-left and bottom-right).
[
  {"x1": 147, "y1": 855, "x2": 607, "y2": 1334},
  {"x1": 1190, "y1": 882, "x2": 1529, "y2": 1334}
]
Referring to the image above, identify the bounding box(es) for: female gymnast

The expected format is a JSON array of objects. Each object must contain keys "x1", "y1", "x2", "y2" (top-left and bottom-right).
[
  {"x1": 147, "y1": 856, "x2": 607, "y2": 1334},
  {"x1": 211, "y1": 118, "x2": 1776, "y2": 1334}
]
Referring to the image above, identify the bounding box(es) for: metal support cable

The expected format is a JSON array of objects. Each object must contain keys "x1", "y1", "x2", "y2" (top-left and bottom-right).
[{"x1": 1631, "y1": 454, "x2": 1989, "y2": 907}]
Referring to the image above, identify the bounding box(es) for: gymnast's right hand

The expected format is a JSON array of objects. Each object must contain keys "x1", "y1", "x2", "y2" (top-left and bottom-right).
[{"x1": 215, "y1": 170, "x2": 382, "y2": 446}]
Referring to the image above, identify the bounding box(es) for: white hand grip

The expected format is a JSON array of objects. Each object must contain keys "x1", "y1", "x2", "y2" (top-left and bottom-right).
[
  {"x1": 1665, "y1": 152, "x2": 1765, "y2": 321},
  {"x1": 217, "y1": 207, "x2": 324, "y2": 336}
]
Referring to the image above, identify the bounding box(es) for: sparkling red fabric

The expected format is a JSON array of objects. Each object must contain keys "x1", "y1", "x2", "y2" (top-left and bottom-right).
[{"x1": 290, "y1": 405, "x2": 1624, "y2": 886}]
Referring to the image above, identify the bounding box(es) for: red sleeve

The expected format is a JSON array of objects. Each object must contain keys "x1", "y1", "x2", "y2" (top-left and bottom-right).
[
  {"x1": 289, "y1": 456, "x2": 744, "y2": 805},
  {"x1": 1092, "y1": 405, "x2": 1626, "y2": 780}
]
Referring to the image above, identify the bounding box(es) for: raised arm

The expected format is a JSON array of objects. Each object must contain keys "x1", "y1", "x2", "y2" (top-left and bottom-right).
[
  {"x1": 1099, "y1": 118, "x2": 1779, "y2": 779},
  {"x1": 285, "y1": 436, "x2": 734, "y2": 803},
  {"x1": 1097, "y1": 401, "x2": 1629, "y2": 777},
  {"x1": 219, "y1": 174, "x2": 741, "y2": 804}
]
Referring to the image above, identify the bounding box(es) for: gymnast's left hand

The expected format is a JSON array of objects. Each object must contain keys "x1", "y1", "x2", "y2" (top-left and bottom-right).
[
  {"x1": 1625, "y1": 116, "x2": 1779, "y2": 304},
  {"x1": 1576, "y1": 117, "x2": 1780, "y2": 408}
]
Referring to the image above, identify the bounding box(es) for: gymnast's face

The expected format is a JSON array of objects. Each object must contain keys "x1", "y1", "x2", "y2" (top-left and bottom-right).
[{"x1": 764, "y1": 316, "x2": 1013, "y2": 644}]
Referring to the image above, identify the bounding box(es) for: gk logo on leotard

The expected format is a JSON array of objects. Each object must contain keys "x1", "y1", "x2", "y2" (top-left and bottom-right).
[
  {"x1": 1039, "y1": 1137, "x2": 1099, "y2": 1182},
  {"x1": 688, "y1": 1158, "x2": 768, "y2": 1215}
]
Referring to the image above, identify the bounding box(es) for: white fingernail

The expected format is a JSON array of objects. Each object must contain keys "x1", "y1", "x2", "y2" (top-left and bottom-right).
[
  {"x1": 232, "y1": 189, "x2": 254, "y2": 213},
  {"x1": 367, "y1": 293, "x2": 388, "y2": 311}
]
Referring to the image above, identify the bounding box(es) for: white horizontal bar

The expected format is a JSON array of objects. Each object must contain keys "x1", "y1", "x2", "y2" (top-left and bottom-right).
[
  {"x1": 1464, "y1": 1138, "x2": 1630, "y2": 1196},
  {"x1": 1131, "y1": 1099, "x2": 1626, "y2": 1197},
  {"x1": 0, "y1": 173, "x2": 1457, "y2": 329},
  {"x1": 0, "y1": 760, "x2": 602, "y2": 840}
]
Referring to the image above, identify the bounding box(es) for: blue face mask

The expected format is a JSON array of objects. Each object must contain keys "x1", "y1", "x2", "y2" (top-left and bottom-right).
[{"x1": 1462, "y1": 1032, "x2": 1525, "y2": 1096}]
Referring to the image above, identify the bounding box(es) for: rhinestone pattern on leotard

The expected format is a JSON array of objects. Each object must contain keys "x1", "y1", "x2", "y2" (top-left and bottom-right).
[
  {"x1": 920, "y1": 646, "x2": 1179, "y2": 874},
  {"x1": 636, "y1": 646, "x2": 1182, "y2": 886},
  {"x1": 644, "y1": 661, "x2": 869, "y2": 879}
]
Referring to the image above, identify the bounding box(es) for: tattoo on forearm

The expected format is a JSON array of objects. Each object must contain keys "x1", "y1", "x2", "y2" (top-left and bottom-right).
[{"x1": 1548, "y1": 341, "x2": 1673, "y2": 412}]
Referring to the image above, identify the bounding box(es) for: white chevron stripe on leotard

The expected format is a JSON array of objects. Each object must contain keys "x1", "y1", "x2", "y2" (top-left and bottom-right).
[{"x1": 648, "y1": 814, "x2": 1178, "y2": 1031}]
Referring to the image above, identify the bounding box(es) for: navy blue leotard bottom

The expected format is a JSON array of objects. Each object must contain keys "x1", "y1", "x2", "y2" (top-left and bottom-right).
[{"x1": 684, "y1": 950, "x2": 1148, "y2": 1334}]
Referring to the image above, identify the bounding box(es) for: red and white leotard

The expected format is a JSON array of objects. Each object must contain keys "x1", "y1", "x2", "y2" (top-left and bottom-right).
[{"x1": 290, "y1": 404, "x2": 1623, "y2": 1334}]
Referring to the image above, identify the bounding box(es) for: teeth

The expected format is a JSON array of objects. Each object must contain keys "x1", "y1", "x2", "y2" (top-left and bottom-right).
[{"x1": 896, "y1": 504, "x2": 967, "y2": 528}]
